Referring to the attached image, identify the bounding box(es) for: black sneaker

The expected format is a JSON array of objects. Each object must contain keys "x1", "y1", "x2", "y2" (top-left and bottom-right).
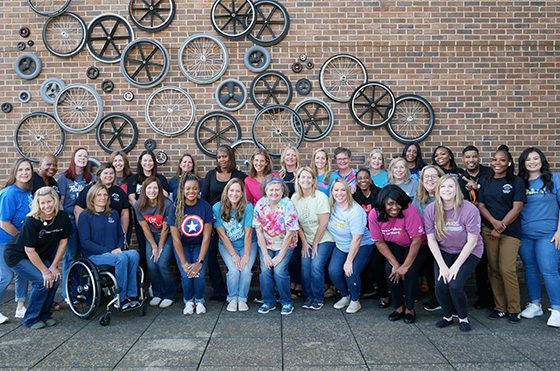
[
  {"x1": 508, "y1": 312, "x2": 521, "y2": 324},
  {"x1": 301, "y1": 298, "x2": 312, "y2": 309},
  {"x1": 459, "y1": 321, "x2": 472, "y2": 332},
  {"x1": 309, "y1": 301, "x2": 324, "y2": 311},
  {"x1": 423, "y1": 298, "x2": 442, "y2": 312},
  {"x1": 488, "y1": 310, "x2": 506, "y2": 320}
]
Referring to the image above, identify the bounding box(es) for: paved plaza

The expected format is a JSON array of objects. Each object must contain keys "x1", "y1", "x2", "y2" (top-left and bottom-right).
[{"x1": 0, "y1": 284, "x2": 559, "y2": 370}]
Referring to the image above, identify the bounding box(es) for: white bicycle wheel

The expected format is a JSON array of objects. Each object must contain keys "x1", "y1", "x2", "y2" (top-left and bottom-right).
[
  {"x1": 178, "y1": 34, "x2": 228, "y2": 84},
  {"x1": 54, "y1": 84, "x2": 103, "y2": 134},
  {"x1": 145, "y1": 86, "x2": 195, "y2": 137}
]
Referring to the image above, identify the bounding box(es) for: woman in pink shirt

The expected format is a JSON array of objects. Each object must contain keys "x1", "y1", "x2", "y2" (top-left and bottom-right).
[{"x1": 244, "y1": 149, "x2": 278, "y2": 205}]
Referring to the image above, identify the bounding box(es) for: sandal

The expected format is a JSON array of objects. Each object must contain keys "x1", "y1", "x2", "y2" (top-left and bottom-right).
[{"x1": 51, "y1": 301, "x2": 61, "y2": 311}]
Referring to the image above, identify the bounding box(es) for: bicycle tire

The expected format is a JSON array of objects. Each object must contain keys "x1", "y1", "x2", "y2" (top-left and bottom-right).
[
  {"x1": 349, "y1": 81, "x2": 395, "y2": 128},
  {"x1": 244, "y1": 45, "x2": 270, "y2": 73},
  {"x1": 96, "y1": 113, "x2": 138, "y2": 153},
  {"x1": 14, "y1": 112, "x2": 66, "y2": 163},
  {"x1": 43, "y1": 12, "x2": 86, "y2": 58},
  {"x1": 178, "y1": 34, "x2": 228, "y2": 84},
  {"x1": 14, "y1": 53, "x2": 42, "y2": 80},
  {"x1": 121, "y1": 38, "x2": 170, "y2": 89},
  {"x1": 251, "y1": 104, "x2": 304, "y2": 158},
  {"x1": 54, "y1": 84, "x2": 104, "y2": 134},
  {"x1": 87, "y1": 13, "x2": 135, "y2": 63},
  {"x1": 211, "y1": 0, "x2": 256, "y2": 40},
  {"x1": 195, "y1": 111, "x2": 242, "y2": 158},
  {"x1": 145, "y1": 86, "x2": 195, "y2": 137},
  {"x1": 231, "y1": 138, "x2": 259, "y2": 174},
  {"x1": 249, "y1": 70, "x2": 292, "y2": 110},
  {"x1": 385, "y1": 94, "x2": 435, "y2": 144},
  {"x1": 293, "y1": 98, "x2": 334, "y2": 142},
  {"x1": 248, "y1": 0, "x2": 290, "y2": 46},
  {"x1": 128, "y1": 0, "x2": 176, "y2": 32},
  {"x1": 27, "y1": 0, "x2": 72, "y2": 17},
  {"x1": 319, "y1": 54, "x2": 367, "y2": 102}
]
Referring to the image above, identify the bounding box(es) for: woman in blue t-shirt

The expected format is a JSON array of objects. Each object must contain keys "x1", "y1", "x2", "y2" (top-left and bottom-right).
[
  {"x1": 401, "y1": 143, "x2": 427, "y2": 180},
  {"x1": 168, "y1": 173, "x2": 215, "y2": 315},
  {"x1": 478, "y1": 145, "x2": 526, "y2": 323},
  {"x1": 0, "y1": 158, "x2": 33, "y2": 323},
  {"x1": 311, "y1": 148, "x2": 340, "y2": 197},
  {"x1": 213, "y1": 178, "x2": 257, "y2": 312},
  {"x1": 517, "y1": 147, "x2": 560, "y2": 327}
]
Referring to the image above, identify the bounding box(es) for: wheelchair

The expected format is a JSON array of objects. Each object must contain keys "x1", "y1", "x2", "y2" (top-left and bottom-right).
[{"x1": 64, "y1": 257, "x2": 148, "y2": 326}]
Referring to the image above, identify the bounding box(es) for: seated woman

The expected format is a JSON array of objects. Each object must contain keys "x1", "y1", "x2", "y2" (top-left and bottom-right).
[
  {"x1": 78, "y1": 183, "x2": 140, "y2": 309},
  {"x1": 4, "y1": 187, "x2": 72, "y2": 328},
  {"x1": 424, "y1": 176, "x2": 484, "y2": 332}
]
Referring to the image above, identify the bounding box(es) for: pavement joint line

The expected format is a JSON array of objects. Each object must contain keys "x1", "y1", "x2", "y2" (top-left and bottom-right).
[
  {"x1": 339, "y1": 307, "x2": 371, "y2": 370},
  {"x1": 413, "y1": 311, "x2": 460, "y2": 370},
  {"x1": 196, "y1": 300, "x2": 225, "y2": 370}
]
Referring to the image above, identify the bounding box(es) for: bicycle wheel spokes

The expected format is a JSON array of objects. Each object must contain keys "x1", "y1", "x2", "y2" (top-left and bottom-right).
[
  {"x1": 252, "y1": 105, "x2": 303, "y2": 158},
  {"x1": 178, "y1": 34, "x2": 228, "y2": 84},
  {"x1": 128, "y1": 0, "x2": 176, "y2": 32},
  {"x1": 320, "y1": 54, "x2": 368, "y2": 102},
  {"x1": 14, "y1": 112, "x2": 65, "y2": 163},
  {"x1": 386, "y1": 94, "x2": 435, "y2": 144},
  {"x1": 293, "y1": 98, "x2": 334, "y2": 142},
  {"x1": 349, "y1": 82, "x2": 395, "y2": 128},
  {"x1": 96, "y1": 113, "x2": 138, "y2": 153},
  {"x1": 121, "y1": 38, "x2": 170, "y2": 88},
  {"x1": 250, "y1": 71, "x2": 292, "y2": 110},
  {"x1": 195, "y1": 112, "x2": 242, "y2": 158},
  {"x1": 211, "y1": 0, "x2": 256, "y2": 39},
  {"x1": 231, "y1": 138, "x2": 259, "y2": 173},
  {"x1": 87, "y1": 13, "x2": 135, "y2": 63},
  {"x1": 27, "y1": 0, "x2": 72, "y2": 17},
  {"x1": 146, "y1": 86, "x2": 195, "y2": 136},
  {"x1": 248, "y1": 0, "x2": 290, "y2": 46},
  {"x1": 43, "y1": 12, "x2": 87, "y2": 58},
  {"x1": 54, "y1": 84, "x2": 103, "y2": 134}
]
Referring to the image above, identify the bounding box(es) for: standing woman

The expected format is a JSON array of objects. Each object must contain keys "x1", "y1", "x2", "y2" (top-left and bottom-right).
[
  {"x1": 369, "y1": 185, "x2": 426, "y2": 323},
  {"x1": 432, "y1": 146, "x2": 462, "y2": 179},
  {"x1": 401, "y1": 143, "x2": 427, "y2": 180},
  {"x1": 32, "y1": 153, "x2": 59, "y2": 195},
  {"x1": 58, "y1": 147, "x2": 94, "y2": 300},
  {"x1": 424, "y1": 176, "x2": 484, "y2": 332},
  {"x1": 110, "y1": 151, "x2": 133, "y2": 194},
  {"x1": 367, "y1": 149, "x2": 388, "y2": 188},
  {"x1": 170, "y1": 153, "x2": 199, "y2": 201},
  {"x1": 311, "y1": 148, "x2": 340, "y2": 197},
  {"x1": 327, "y1": 178, "x2": 375, "y2": 314},
  {"x1": 517, "y1": 148, "x2": 560, "y2": 327},
  {"x1": 168, "y1": 173, "x2": 215, "y2": 315},
  {"x1": 213, "y1": 178, "x2": 257, "y2": 312},
  {"x1": 292, "y1": 167, "x2": 334, "y2": 310},
  {"x1": 478, "y1": 145, "x2": 525, "y2": 323},
  {"x1": 3, "y1": 187, "x2": 72, "y2": 328},
  {"x1": 387, "y1": 158, "x2": 419, "y2": 201},
  {"x1": 253, "y1": 175, "x2": 299, "y2": 315},
  {"x1": 245, "y1": 149, "x2": 278, "y2": 205},
  {"x1": 0, "y1": 158, "x2": 33, "y2": 323},
  {"x1": 202, "y1": 145, "x2": 247, "y2": 301},
  {"x1": 135, "y1": 176, "x2": 175, "y2": 309}
]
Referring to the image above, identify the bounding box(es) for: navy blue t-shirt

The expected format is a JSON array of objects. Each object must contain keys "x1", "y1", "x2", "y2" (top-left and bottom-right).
[
  {"x1": 167, "y1": 199, "x2": 215, "y2": 247},
  {"x1": 78, "y1": 209, "x2": 125, "y2": 257},
  {"x1": 478, "y1": 176, "x2": 526, "y2": 239}
]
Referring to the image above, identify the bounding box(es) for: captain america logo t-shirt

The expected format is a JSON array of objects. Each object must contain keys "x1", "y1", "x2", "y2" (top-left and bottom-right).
[{"x1": 168, "y1": 199, "x2": 215, "y2": 246}]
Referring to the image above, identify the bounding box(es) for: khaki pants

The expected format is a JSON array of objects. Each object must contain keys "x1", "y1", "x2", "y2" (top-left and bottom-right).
[{"x1": 481, "y1": 226, "x2": 521, "y2": 313}]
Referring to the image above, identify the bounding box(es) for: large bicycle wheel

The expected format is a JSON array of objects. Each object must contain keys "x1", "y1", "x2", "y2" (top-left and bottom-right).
[
  {"x1": 121, "y1": 38, "x2": 170, "y2": 88},
  {"x1": 293, "y1": 98, "x2": 334, "y2": 142},
  {"x1": 54, "y1": 84, "x2": 104, "y2": 134},
  {"x1": 14, "y1": 112, "x2": 65, "y2": 163},
  {"x1": 96, "y1": 113, "x2": 138, "y2": 153},
  {"x1": 250, "y1": 70, "x2": 292, "y2": 110},
  {"x1": 252, "y1": 105, "x2": 304, "y2": 158},
  {"x1": 43, "y1": 12, "x2": 86, "y2": 58},
  {"x1": 178, "y1": 34, "x2": 228, "y2": 85},
  {"x1": 386, "y1": 94, "x2": 435, "y2": 144},
  {"x1": 87, "y1": 13, "x2": 135, "y2": 63},
  {"x1": 27, "y1": 0, "x2": 72, "y2": 17},
  {"x1": 231, "y1": 138, "x2": 258, "y2": 173},
  {"x1": 128, "y1": 0, "x2": 176, "y2": 32},
  {"x1": 145, "y1": 86, "x2": 195, "y2": 137},
  {"x1": 248, "y1": 0, "x2": 289, "y2": 46},
  {"x1": 349, "y1": 81, "x2": 395, "y2": 128},
  {"x1": 319, "y1": 54, "x2": 368, "y2": 102},
  {"x1": 195, "y1": 112, "x2": 242, "y2": 158},
  {"x1": 211, "y1": 0, "x2": 256, "y2": 40}
]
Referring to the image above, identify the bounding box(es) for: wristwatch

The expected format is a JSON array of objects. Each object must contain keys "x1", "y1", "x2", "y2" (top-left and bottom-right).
[{"x1": 198, "y1": 259, "x2": 204, "y2": 264}]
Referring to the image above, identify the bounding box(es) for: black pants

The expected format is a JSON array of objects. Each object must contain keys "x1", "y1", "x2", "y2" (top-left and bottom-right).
[
  {"x1": 208, "y1": 232, "x2": 227, "y2": 297},
  {"x1": 385, "y1": 242, "x2": 426, "y2": 310},
  {"x1": 435, "y1": 251, "x2": 480, "y2": 319},
  {"x1": 134, "y1": 218, "x2": 147, "y2": 274},
  {"x1": 361, "y1": 246, "x2": 389, "y2": 298},
  {"x1": 474, "y1": 249, "x2": 493, "y2": 302}
]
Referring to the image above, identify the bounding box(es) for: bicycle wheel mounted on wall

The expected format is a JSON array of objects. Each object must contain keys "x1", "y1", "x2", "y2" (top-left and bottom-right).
[
  {"x1": 96, "y1": 113, "x2": 138, "y2": 153},
  {"x1": 15, "y1": 112, "x2": 66, "y2": 163},
  {"x1": 385, "y1": 94, "x2": 435, "y2": 144}
]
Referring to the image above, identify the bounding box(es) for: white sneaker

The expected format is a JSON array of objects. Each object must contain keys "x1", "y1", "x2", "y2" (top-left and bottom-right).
[
  {"x1": 346, "y1": 300, "x2": 362, "y2": 314},
  {"x1": 521, "y1": 303, "x2": 543, "y2": 319},
  {"x1": 196, "y1": 303, "x2": 206, "y2": 315},
  {"x1": 0, "y1": 312, "x2": 8, "y2": 324},
  {"x1": 547, "y1": 309, "x2": 560, "y2": 328},
  {"x1": 159, "y1": 299, "x2": 174, "y2": 309},
  {"x1": 227, "y1": 300, "x2": 238, "y2": 312},
  {"x1": 149, "y1": 297, "x2": 162, "y2": 307},
  {"x1": 15, "y1": 306, "x2": 26, "y2": 319},
  {"x1": 333, "y1": 296, "x2": 351, "y2": 309},
  {"x1": 238, "y1": 301, "x2": 249, "y2": 312},
  {"x1": 183, "y1": 301, "x2": 194, "y2": 315}
]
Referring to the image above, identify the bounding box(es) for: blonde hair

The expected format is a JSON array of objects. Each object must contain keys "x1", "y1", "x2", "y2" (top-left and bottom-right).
[
  {"x1": 416, "y1": 165, "x2": 445, "y2": 204},
  {"x1": 28, "y1": 187, "x2": 60, "y2": 220},
  {"x1": 367, "y1": 148, "x2": 385, "y2": 170},
  {"x1": 293, "y1": 167, "x2": 318, "y2": 200},
  {"x1": 311, "y1": 148, "x2": 332, "y2": 184},
  {"x1": 86, "y1": 183, "x2": 112, "y2": 216},
  {"x1": 387, "y1": 157, "x2": 411, "y2": 184},
  {"x1": 278, "y1": 146, "x2": 301, "y2": 178},
  {"x1": 433, "y1": 175, "x2": 464, "y2": 241},
  {"x1": 219, "y1": 178, "x2": 247, "y2": 223},
  {"x1": 329, "y1": 177, "x2": 355, "y2": 211}
]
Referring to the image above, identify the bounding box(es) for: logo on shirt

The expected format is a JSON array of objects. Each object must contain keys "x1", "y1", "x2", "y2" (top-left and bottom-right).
[
  {"x1": 112, "y1": 193, "x2": 120, "y2": 202},
  {"x1": 108, "y1": 217, "x2": 115, "y2": 224},
  {"x1": 180, "y1": 215, "x2": 204, "y2": 237},
  {"x1": 144, "y1": 214, "x2": 164, "y2": 229},
  {"x1": 502, "y1": 184, "x2": 513, "y2": 194}
]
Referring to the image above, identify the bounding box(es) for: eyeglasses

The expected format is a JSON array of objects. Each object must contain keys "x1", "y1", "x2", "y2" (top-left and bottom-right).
[
  {"x1": 336, "y1": 157, "x2": 349, "y2": 162},
  {"x1": 424, "y1": 175, "x2": 440, "y2": 180}
]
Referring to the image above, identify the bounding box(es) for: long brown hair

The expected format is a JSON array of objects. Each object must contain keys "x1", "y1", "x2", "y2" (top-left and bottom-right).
[
  {"x1": 433, "y1": 175, "x2": 464, "y2": 241},
  {"x1": 416, "y1": 165, "x2": 444, "y2": 204},
  {"x1": 311, "y1": 148, "x2": 332, "y2": 184},
  {"x1": 86, "y1": 183, "x2": 112, "y2": 216},
  {"x1": 220, "y1": 178, "x2": 247, "y2": 223},
  {"x1": 109, "y1": 151, "x2": 132, "y2": 183},
  {"x1": 175, "y1": 153, "x2": 198, "y2": 178},
  {"x1": 3, "y1": 158, "x2": 33, "y2": 192},
  {"x1": 248, "y1": 149, "x2": 273, "y2": 178},
  {"x1": 137, "y1": 176, "x2": 166, "y2": 214}
]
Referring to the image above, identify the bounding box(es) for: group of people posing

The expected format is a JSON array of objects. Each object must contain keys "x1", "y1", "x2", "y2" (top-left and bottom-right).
[{"x1": 0, "y1": 142, "x2": 559, "y2": 332}]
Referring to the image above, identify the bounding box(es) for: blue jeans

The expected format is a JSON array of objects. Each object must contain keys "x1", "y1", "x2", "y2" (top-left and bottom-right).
[
  {"x1": 259, "y1": 247, "x2": 295, "y2": 307},
  {"x1": 0, "y1": 242, "x2": 28, "y2": 303},
  {"x1": 174, "y1": 245, "x2": 208, "y2": 304},
  {"x1": 219, "y1": 240, "x2": 258, "y2": 302},
  {"x1": 62, "y1": 214, "x2": 79, "y2": 298},
  {"x1": 11, "y1": 259, "x2": 57, "y2": 327},
  {"x1": 329, "y1": 244, "x2": 374, "y2": 301},
  {"x1": 146, "y1": 234, "x2": 176, "y2": 300},
  {"x1": 89, "y1": 250, "x2": 139, "y2": 299},
  {"x1": 519, "y1": 235, "x2": 560, "y2": 309},
  {"x1": 301, "y1": 241, "x2": 335, "y2": 303}
]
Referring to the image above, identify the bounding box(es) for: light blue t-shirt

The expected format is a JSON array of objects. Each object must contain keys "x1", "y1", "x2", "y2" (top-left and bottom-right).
[
  {"x1": 327, "y1": 202, "x2": 374, "y2": 253},
  {"x1": 371, "y1": 170, "x2": 388, "y2": 188},
  {"x1": 213, "y1": 202, "x2": 255, "y2": 249},
  {"x1": 521, "y1": 172, "x2": 560, "y2": 239},
  {"x1": 0, "y1": 184, "x2": 32, "y2": 244},
  {"x1": 317, "y1": 171, "x2": 340, "y2": 197}
]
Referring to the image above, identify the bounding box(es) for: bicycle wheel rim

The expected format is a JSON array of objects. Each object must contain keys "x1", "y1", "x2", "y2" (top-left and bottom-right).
[
  {"x1": 293, "y1": 98, "x2": 334, "y2": 142},
  {"x1": 178, "y1": 34, "x2": 228, "y2": 84},
  {"x1": 386, "y1": 94, "x2": 435, "y2": 144},
  {"x1": 319, "y1": 54, "x2": 368, "y2": 102},
  {"x1": 251, "y1": 105, "x2": 304, "y2": 158},
  {"x1": 27, "y1": 0, "x2": 72, "y2": 17},
  {"x1": 87, "y1": 13, "x2": 135, "y2": 63},
  {"x1": 247, "y1": 0, "x2": 290, "y2": 46},
  {"x1": 211, "y1": 0, "x2": 256, "y2": 40},
  {"x1": 43, "y1": 12, "x2": 86, "y2": 58},
  {"x1": 54, "y1": 84, "x2": 104, "y2": 134},
  {"x1": 349, "y1": 81, "x2": 396, "y2": 128},
  {"x1": 14, "y1": 112, "x2": 66, "y2": 163},
  {"x1": 195, "y1": 111, "x2": 242, "y2": 158},
  {"x1": 128, "y1": 0, "x2": 176, "y2": 32},
  {"x1": 96, "y1": 113, "x2": 139, "y2": 153},
  {"x1": 146, "y1": 86, "x2": 195, "y2": 137},
  {"x1": 121, "y1": 38, "x2": 170, "y2": 88}
]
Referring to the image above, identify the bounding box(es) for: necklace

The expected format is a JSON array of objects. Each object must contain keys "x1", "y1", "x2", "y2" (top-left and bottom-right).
[{"x1": 41, "y1": 215, "x2": 55, "y2": 227}]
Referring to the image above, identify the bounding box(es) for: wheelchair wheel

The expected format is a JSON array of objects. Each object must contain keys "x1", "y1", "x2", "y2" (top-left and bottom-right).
[
  {"x1": 99, "y1": 311, "x2": 111, "y2": 326},
  {"x1": 65, "y1": 258, "x2": 102, "y2": 320}
]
